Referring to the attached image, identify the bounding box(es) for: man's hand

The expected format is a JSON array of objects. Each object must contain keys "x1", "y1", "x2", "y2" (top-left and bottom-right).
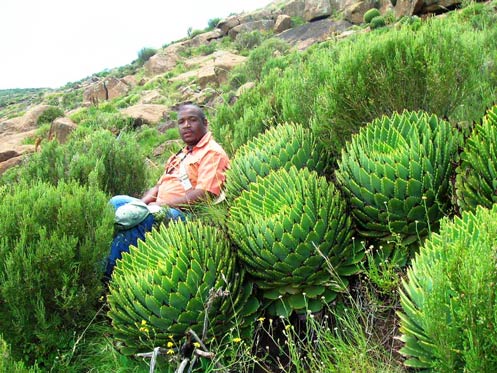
[
  {"x1": 141, "y1": 185, "x2": 159, "y2": 204},
  {"x1": 165, "y1": 188, "x2": 208, "y2": 208}
]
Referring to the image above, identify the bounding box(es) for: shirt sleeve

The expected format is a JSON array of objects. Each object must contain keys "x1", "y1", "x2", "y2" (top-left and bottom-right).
[{"x1": 195, "y1": 150, "x2": 230, "y2": 196}]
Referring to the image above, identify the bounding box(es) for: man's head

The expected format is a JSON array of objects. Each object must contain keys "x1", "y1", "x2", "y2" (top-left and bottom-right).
[{"x1": 177, "y1": 104, "x2": 208, "y2": 147}]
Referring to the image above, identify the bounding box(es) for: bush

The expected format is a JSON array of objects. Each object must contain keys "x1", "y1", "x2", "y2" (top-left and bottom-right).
[
  {"x1": 364, "y1": 8, "x2": 381, "y2": 24},
  {"x1": 243, "y1": 38, "x2": 290, "y2": 81},
  {"x1": 137, "y1": 47, "x2": 157, "y2": 66},
  {"x1": 0, "y1": 181, "x2": 114, "y2": 365},
  {"x1": 212, "y1": 11, "x2": 496, "y2": 168},
  {"x1": 37, "y1": 106, "x2": 64, "y2": 126},
  {"x1": 2, "y1": 129, "x2": 149, "y2": 197},
  {"x1": 0, "y1": 334, "x2": 40, "y2": 372},
  {"x1": 233, "y1": 30, "x2": 267, "y2": 52},
  {"x1": 370, "y1": 15, "x2": 386, "y2": 29},
  {"x1": 398, "y1": 205, "x2": 497, "y2": 371},
  {"x1": 207, "y1": 17, "x2": 221, "y2": 30}
]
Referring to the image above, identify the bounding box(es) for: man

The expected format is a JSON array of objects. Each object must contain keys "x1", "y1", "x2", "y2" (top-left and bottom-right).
[{"x1": 104, "y1": 104, "x2": 230, "y2": 279}]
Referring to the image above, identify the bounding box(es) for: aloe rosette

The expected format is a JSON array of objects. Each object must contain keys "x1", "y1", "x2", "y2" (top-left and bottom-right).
[
  {"x1": 107, "y1": 220, "x2": 258, "y2": 354},
  {"x1": 228, "y1": 166, "x2": 361, "y2": 316},
  {"x1": 336, "y1": 111, "x2": 461, "y2": 249},
  {"x1": 456, "y1": 105, "x2": 497, "y2": 212},
  {"x1": 224, "y1": 122, "x2": 326, "y2": 199},
  {"x1": 398, "y1": 205, "x2": 497, "y2": 371}
]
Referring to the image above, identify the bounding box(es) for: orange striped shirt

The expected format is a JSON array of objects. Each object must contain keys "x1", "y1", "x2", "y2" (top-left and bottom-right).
[{"x1": 156, "y1": 132, "x2": 229, "y2": 206}]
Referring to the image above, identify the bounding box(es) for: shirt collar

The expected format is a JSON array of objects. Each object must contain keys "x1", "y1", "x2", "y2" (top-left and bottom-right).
[{"x1": 184, "y1": 131, "x2": 212, "y2": 153}]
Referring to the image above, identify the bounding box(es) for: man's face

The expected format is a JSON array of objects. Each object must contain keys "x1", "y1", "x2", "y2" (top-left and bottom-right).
[{"x1": 177, "y1": 106, "x2": 208, "y2": 146}]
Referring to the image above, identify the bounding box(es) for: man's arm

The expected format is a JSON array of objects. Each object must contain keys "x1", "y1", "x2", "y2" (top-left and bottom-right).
[
  {"x1": 141, "y1": 185, "x2": 159, "y2": 204},
  {"x1": 163, "y1": 188, "x2": 208, "y2": 208}
]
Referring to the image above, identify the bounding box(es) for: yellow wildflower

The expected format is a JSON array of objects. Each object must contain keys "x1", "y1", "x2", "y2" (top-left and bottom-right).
[
  {"x1": 232, "y1": 337, "x2": 242, "y2": 343},
  {"x1": 167, "y1": 341, "x2": 174, "y2": 348},
  {"x1": 193, "y1": 342, "x2": 201, "y2": 348},
  {"x1": 257, "y1": 317, "x2": 265, "y2": 323},
  {"x1": 167, "y1": 349, "x2": 174, "y2": 355}
]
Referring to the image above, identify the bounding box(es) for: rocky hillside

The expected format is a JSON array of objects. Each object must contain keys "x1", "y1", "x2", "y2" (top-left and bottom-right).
[{"x1": 0, "y1": 0, "x2": 475, "y2": 175}]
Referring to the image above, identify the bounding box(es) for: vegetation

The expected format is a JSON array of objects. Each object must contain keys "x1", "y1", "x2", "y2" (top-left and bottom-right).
[
  {"x1": 228, "y1": 166, "x2": 362, "y2": 316},
  {"x1": 108, "y1": 220, "x2": 258, "y2": 355},
  {"x1": 0, "y1": 181, "x2": 113, "y2": 367},
  {"x1": 1, "y1": 2, "x2": 497, "y2": 372},
  {"x1": 224, "y1": 122, "x2": 326, "y2": 199},
  {"x1": 336, "y1": 111, "x2": 462, "y2": 263},
  {"x1": 456, "y1": 104, "x2": 497, "y2": 212},
  {"x1": 398, "y1": 204, "x2": 497, "y2": 371}
]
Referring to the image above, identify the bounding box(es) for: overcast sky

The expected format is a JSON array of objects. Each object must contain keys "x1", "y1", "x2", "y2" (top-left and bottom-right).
[{"x1": 0, "y1": 0, "x2": 271, "y2": 90}]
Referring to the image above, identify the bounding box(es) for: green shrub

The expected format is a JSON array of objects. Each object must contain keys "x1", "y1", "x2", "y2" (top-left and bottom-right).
[
  {"x1": 224, "y1": 122, "x2": 327, "y2": 199},
  {"x1": 291, "y1": 16, "x2": 306, "y2": 27},
  {"x1": 2, "y1": 129, "x2": 149, "y2": 197},
  {"x1": 370, "y1": 15, "x2": 386, "y2": 29},
  {"x1": 228, "y1": 167, "x2": 362, "y2": 316},
  {"x1": 456, "y1": 104, "x2": 497, "y2": 212},
  {"x1": 233, "y1": 30, "x2": 267, "y2": 52},
  {"x1": 137, "y1": 47, "x2": 157, "y2": 66},
  {"x1": 212, "y1": 12, "x2": 496, "y2": 169},
  {"x1": 243, "y1": 38, "x2": 290, "y2": 81},
  {"x1": 364, "y1": 8, "x2": 381, "y2": 24},
  {"x1": 207, "y1": 17, "x2": 221, "y2": 30},
  {"x1": 0, "y1": 181, "x2": 113, "y2": 365},
  {"x1": 336, "y1": 111, "x2": 461, "y2": 260},
  {"x1": 37, "y1": 106, "x2": 64, "y2": 126},
  {"x1": 0, "y1": 335, "x2": 40, "y2": 372},
  {"x1": 107, "y1": 220, "x2": 258, "y2": 355},
  {"x1": 69, "y1": 103, "x2": 133, "y2": 132},
  {"x1": 398, "y1": 205, "x2": 497, "y2": 371}
]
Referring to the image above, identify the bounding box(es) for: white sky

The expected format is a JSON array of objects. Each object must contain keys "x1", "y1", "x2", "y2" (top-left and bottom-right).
[{"x1": 0, "y1": 0, "x2": 272, "y2": 90}]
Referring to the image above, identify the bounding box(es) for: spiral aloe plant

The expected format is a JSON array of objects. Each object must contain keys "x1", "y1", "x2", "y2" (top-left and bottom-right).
[
  {"x1": 107, "y1": 221, "x2": 258, "y2": 355},
  {"x1": 224, "y1": 122, "x2": 326, "y2": 199},
  {"x1": 398, "y1": 205, "x2": 497, "y2": 371},
  {"x1": 228, "y1": 166, "x2": 361, "y2": 316},
  {"x1": 456, "y1": 105, "x2": 497, "y2": 212},
  {"x1": 336, "y1": 110, "x2": 461, "y2": 251}
]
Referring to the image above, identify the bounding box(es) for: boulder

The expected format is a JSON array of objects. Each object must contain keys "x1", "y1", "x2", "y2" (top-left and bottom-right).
[
  {"x1": 120, "y1": 104, "x2": 169, "y2": 125},
  {"x1": 0, "y1": 156, "x2": 25, "y2": 176},
  {"x1": 83, "y1": 77, "x2": 130, "y2": 105},
  {"x1": 277, "y1": 18, "x2": 353, "y2": 50},
  {"x1": 188, "y1": 29, "x2": 224, "y2": 47},
  {"x1": 228, "y1": 20, "x2": 276, "y2": 40},
  {"x1": 236, "y1": 82, "x2": 256, "y2": 96},
  {"x1": 143, "y1": 43, "x2": 185, "y2": 76},
  {"x1": 274, "y1": 15, "x2": 293, "y2": 33},
  {"x1": 170, "y1": 51, "x2": 247, "y2": 88},
  {"x1": 278, "y1": 0, "x2": 306, "y2": 17},
  {"x1": 48, "y1": 117, "x2": 77, "y2": 144},
  {"x1": 217, "y1": 15, "x2": 241, "y2": 35},
  {"x1": 304, "y1": 0, "x2": 333, "y2": 21},
  {"x1": 138, "y1": 90, "x2": 163, "y2": 104},
  {"x1": 343, "y1": 0, "x2": 377, "y2": 24},
  {"x1": 394, "y1": 0, "x2": 424, "y2": 17}
]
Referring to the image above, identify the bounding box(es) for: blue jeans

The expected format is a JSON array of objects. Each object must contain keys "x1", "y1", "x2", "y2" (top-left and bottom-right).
[{"x1": 104, "y1": 195, "x2": 185, "y2": 280}]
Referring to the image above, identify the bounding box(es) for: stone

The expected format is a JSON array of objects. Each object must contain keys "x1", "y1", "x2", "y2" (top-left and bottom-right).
[
  {"x1": 304, "y1": 0, "x2": 333, "y2": 21},
  {"x1": 277, "y1": 18, "x2": 352, "y2": 50},
  {"x1": 83, "y1": 77, "x2": 130, "y2": 105},
  {"x1": 120, "y1": 104, "x2": 169, "y2": 125},
  {"x1": 228, "y1": 20, "x2": 276, "y2": 40},
  {"x1": 48, "y1": 117, "x2": 77, "y2": 144},
  {"x1": 274, "y1": 15, "x2": 293, "y2": 33}
]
